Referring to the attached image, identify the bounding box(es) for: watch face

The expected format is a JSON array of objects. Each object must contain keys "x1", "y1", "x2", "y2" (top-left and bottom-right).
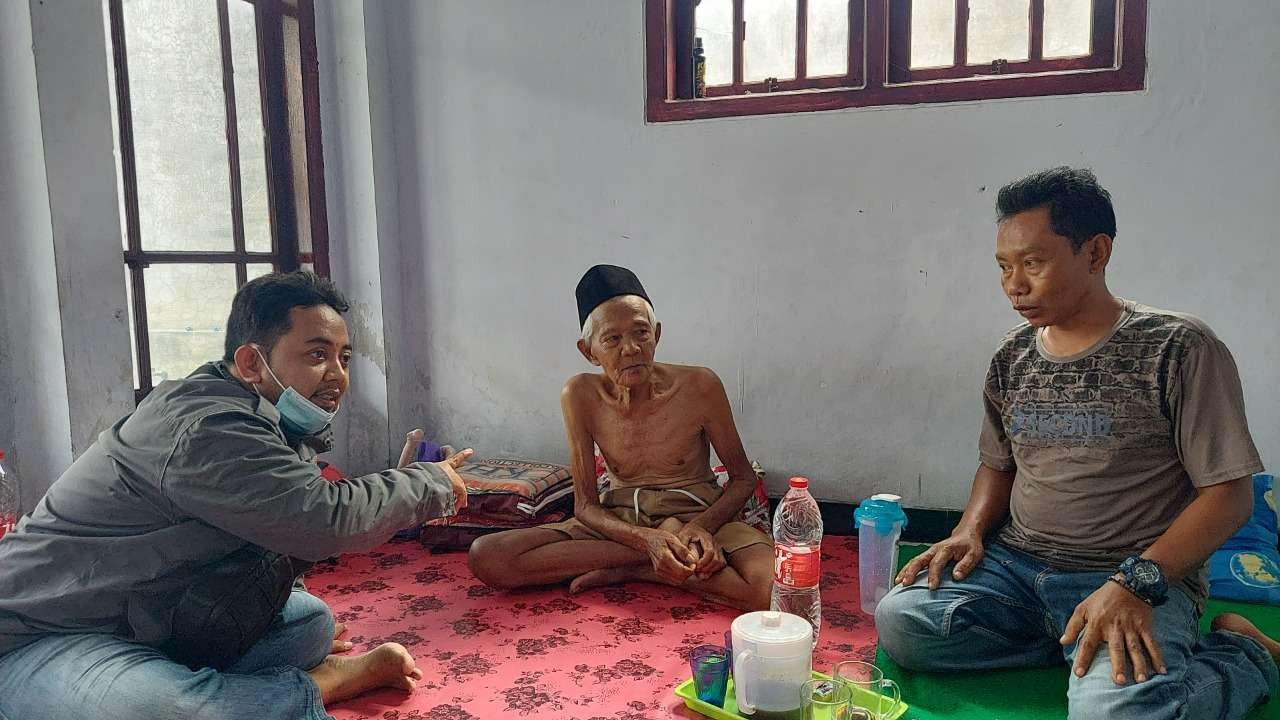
[{"x1": 1133, "y1": 561, "x2": 1162, "y2": 585}]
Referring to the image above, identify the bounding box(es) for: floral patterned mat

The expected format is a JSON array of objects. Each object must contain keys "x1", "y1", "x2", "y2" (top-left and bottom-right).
[{"x1": 309, "y1": 535, "x2": 876, "y2": 720}]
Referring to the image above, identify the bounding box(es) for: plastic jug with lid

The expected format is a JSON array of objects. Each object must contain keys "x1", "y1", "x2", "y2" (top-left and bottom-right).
[
  {"x1": 730, "y1": 610, "x2": 812, "y2": 718},
  {"x1": 855, "y1": 493, "x2": 908, "y2": 615}
]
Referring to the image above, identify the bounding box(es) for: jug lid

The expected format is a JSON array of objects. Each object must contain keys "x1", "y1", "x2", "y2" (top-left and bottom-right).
[
  {"x1": 732, "y1": 611, "x2": 812, "y2": 644},
  {"x1": 854, "y1": 495, "x2": 909, "y2": 533}
]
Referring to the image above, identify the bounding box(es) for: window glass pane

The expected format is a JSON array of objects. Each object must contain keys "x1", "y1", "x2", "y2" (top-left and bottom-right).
[
  {"x1": 144, "y1": 264, "x2": 237, "y2": 385},
  {"x1": 229, "y1": 0, "x2": 272, "y2": 253},
  {"x1": 967, "y1": 0, "x2": 1030, "y2": 65},
  {"x1": 284, "y1": 16, "x2": 311, "y2": 256},
  {"x1": 105, "y1": 28, "x2": 130, "y2": 252},
  {"x1": 910, "y1": 0, "x2": 956, "y2": 69},
  {"x1": 695, "y1": 0, "x2": 734, "y2": 87},
  {"x1": 1043, "y1": 0, "x2": 1092, "y2": 59},
  {"x1": 744, "y1": 0, "x2": 796, "y2": 82},
  {"x1": 247, "y1": 263, "x2": 274, "y2": 281},
  {"x1": 122, "y1": 0, "x2": 233, "y2": 251},
  {"x1": 807, "y1": 0, "x2": 849, "y2": 77},
  {"x1": 125, "y1": 268, "x2": 140, "y2": 389}
]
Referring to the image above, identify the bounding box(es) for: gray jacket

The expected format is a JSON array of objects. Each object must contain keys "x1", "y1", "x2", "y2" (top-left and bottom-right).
[{"x1": 0, "y1": 362, "x2": 457, "y2": 656}]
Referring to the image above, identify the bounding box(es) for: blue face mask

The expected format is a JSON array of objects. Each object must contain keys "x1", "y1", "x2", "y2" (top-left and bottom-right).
[{"x1": 253, "y1": 348, "x2": 338, "y2": 436}]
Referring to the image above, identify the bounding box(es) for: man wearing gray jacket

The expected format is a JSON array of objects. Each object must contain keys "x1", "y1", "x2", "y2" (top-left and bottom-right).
[{"x1": 0, "y1": 271, "x2": 469, "y2": 720}]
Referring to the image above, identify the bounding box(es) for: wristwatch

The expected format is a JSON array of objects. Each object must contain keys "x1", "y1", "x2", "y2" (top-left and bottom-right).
[{"x1": 1109, "y1": 556, "x2": 1168, "y2": 606}]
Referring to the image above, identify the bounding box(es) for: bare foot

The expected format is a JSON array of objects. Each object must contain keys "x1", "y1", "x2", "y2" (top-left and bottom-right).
[
  {"x1": 307, "y1": 642, "x2": 423, "y2": 705},
  {"x1": 1212, "y1": 613, "x2": 1280, "y2": 662},
  {"x1": 569, "y1": 567, "x2": 644, "y2": 594},
  {"x1": 331, "y1": 622, "x2": 353, "y2": 653}
]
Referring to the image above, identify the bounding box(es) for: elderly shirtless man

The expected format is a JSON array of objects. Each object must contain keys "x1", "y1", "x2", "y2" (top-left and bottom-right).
[{"x1": 469, "y1": 265, "x2": 773, "y2": 610}]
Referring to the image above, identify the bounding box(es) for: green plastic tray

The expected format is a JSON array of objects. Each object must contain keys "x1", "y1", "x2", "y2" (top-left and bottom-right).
[{"x1": 674, "y1": 670, "x2": 910, "y2": 720}]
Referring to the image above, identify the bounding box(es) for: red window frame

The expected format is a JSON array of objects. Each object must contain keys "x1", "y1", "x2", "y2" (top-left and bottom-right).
[
  {"x1": 646, "y1": 0, "x2": 1146, "y2": 122},
  {"x1": 887, "y1": 0, "x2": 1118, "y2": 83}
]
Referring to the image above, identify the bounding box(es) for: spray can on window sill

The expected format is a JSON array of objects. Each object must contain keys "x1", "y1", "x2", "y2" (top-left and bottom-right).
[
  {"x1": 0, "y1": 451, "x2": 18, "y2": 540},
  {"x1": 693, "y1": 36, "x2": 707, "y2": 98}
]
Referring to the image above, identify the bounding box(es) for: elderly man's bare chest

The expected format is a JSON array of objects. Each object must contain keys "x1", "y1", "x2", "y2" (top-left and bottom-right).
[{"x1": 593, "y1": 394, "x2": 706, "y2": 459}]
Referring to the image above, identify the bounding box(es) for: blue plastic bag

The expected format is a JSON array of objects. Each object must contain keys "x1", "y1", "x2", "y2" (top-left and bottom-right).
[{"x1": 1208, "y1": 473, "x2": 1280, "y2": 604}]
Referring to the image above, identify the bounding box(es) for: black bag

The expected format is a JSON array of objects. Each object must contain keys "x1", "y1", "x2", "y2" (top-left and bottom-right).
[{"x1": 161, "y1": 545, "x2": 313, "y2": 670}]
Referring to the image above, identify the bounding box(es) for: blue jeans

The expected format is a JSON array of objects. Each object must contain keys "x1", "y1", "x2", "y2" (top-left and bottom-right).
[
  {"x1": 0, "y1": 590, "x2": 334, "y2": 720},
  {"x1": 875, "y1": 542, "x2": 1279, "y2": 720}
]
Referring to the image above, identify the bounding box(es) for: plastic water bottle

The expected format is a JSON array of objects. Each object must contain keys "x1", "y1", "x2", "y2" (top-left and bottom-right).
[
  {"x1": 771, "y1": 476, "x2": 823, "y2": 647},
  {"x1": 0, "y1": 451, "x2": 17, "y2": 540},
  {"x1": 854, "y1": 493, "x2": 908, "y2": 615}
]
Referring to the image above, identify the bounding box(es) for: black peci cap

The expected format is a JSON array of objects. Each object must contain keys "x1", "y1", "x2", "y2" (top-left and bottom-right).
[{"x1": 574, "y1": 264, "x2": 651, "y2": 328}]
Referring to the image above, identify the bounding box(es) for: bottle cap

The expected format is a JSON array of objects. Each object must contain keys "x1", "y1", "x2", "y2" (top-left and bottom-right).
[
  {"x1": 869, "y1": 493, "x2": 901, "y2": 504},
  {"x1": 788, "y1": 476, "x2": 809, "y2": 489}
]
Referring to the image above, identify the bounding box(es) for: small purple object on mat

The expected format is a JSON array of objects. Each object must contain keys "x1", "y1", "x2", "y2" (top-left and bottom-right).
[
  {"x1": 415, "y1": 440, "x2": 444, "y2": 463},
  {"x1": 393, "y1": 440, "x2": 444, "y2": 540}
]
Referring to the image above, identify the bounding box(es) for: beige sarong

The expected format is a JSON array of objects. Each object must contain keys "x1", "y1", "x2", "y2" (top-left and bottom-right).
[{"x1": 542, "y1": 480, "x2": 771, "y2": 554}]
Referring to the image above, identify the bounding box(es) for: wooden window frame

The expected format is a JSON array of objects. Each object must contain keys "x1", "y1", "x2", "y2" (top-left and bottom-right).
[
  {"x1": 887, "y1": 0, "x2": 1118, "y2": 83},
  {"x1": 109, "y1": 0, "x2": 330, "y2": 401},
  {"x1": 646, "y1": 0, "x2": 1146, "y2": 122},
  {"x1": 694, "y1": 0, "x2": 866, "y2": 98}
]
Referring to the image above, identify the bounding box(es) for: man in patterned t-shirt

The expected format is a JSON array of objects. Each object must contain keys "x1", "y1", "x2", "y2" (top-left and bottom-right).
[{"x1": 876, "y1": 167, "x2": 1279, "y2": 719}]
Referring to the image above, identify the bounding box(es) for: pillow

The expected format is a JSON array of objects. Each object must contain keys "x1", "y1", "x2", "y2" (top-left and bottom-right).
[
  {"x1": 1209, "y1": 473, "x2": 1280, "y2": 604},
  {"x1": 595, "y1": 456, "x2": 772, "y2": 536},
  {"x1": 420, "y1": 457, "x2": 574, "y2": 549},
  {"x1": 316, "y1": 453, "x2": 575, "y2": 548},
  {"x1": 446, "y1": 458, "x2": 574, "y2": 518}
]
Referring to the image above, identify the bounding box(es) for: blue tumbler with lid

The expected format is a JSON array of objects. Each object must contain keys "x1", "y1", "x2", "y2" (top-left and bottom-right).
[{"x1": 854, "y1": 494, "x2": 908, "y2": 615}]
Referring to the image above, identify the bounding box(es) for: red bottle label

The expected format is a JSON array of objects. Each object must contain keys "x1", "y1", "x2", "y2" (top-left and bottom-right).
[{"x1": 774, "y1": 544, "x2": 820, "y2": 588}]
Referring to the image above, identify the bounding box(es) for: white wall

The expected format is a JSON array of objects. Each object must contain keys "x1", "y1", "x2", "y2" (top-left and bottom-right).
[
  {"x1": 0, "y1": 1, "x2": 74, "y2": 511},
  {"x1": 1, "y1": 0, "x2": 131, "y2": 508},
  {"x1": 27, "y1": 0, "x2": 135, "y2": 461},
  {"x1": 315, "y1": 0, "x2": 438, "y2": 475},
  {"x1": 362, "y1": 0, "x2": 1280, "y2": 508},
  {"x1": 315, "y1": 1, "x2": 392, "y2": 474}
]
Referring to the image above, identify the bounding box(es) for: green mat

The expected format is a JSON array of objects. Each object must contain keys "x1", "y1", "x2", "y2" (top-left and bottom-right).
[{"x1": 874, "y1": 544, "x2": 1280, "y2": 719}]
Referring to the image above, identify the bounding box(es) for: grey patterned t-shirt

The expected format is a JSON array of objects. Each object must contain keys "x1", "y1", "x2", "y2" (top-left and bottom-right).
[{"x1": 980, "y1": 299, "x2": 1263, "y2": 599}]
